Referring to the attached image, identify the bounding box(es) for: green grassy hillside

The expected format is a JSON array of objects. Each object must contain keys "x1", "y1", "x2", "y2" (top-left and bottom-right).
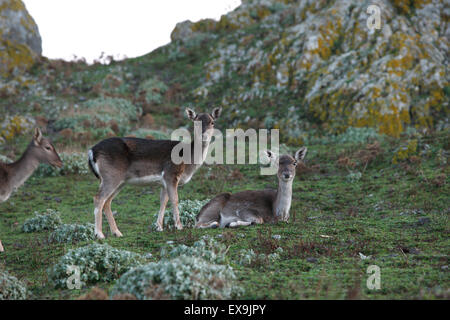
[{"x1": 0, "y1": 0, "x2": 448, "y2": 300}]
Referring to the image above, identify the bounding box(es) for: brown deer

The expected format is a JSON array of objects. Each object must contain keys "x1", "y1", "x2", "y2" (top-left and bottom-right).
[
  {"x1": 195, "y1": 147, "x2": 307, "y2": 228},
  {"x1": 0, "y1": 128, "x2": 63, "y2": 252},
  {"x1": 88, "y1": 107, "x2": 221, "y2": 238}
]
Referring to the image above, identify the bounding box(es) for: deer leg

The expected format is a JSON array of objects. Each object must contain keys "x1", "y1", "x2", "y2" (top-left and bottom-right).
[
  {"x1": 156, "y1": 187, "x2": 169, "y2": 232},
  {"x1": 0, "y1": 239, "x2": 4, "y2": 252},
  {"x1": 103, "y1": 186, "x2": 124, "y2": 237},
  {"x1": 228, "y1": 221, "x2": 253, "y2": 228},
  {"x1": 196, "y1": 221, "x2": 220, "y2": 229},
  {"x1": 94, "y1": 179, "x2": 123, "y2": 239},
  {"x1": 93, "y1": 195, "x2": 106, "y2": 239},
  {"x1": 166, "y1": 179, "x2": 182, "y2": 230},
  {"x1": 225, "y1": 209, "x2": 263, "y2": 228}
]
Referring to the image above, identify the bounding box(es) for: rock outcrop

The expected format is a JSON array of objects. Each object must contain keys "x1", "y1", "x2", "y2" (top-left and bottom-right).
[
  {"x1": 169, "y1": 0, "x2": 449, "y2": 137},
  {"x1": 0, "y1": 0, "x2": 42, "y2": 77}
]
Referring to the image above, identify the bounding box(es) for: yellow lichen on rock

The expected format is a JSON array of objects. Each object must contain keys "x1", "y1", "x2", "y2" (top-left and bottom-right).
[
  {"x1": 0, "y1": 37, "x2": 36, "y2": 76},
  {"x1": 0, "y1": 0, "x2": 42, "y2": 77}
]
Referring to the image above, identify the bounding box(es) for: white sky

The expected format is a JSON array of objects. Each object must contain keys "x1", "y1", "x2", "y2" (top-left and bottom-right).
[{"x1": 22, "y1": 0, "x2": 241, "y2": 63}]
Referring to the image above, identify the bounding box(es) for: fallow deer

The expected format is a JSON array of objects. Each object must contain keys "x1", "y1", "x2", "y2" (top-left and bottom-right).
[
  {"x1": 88, "y1": 107, "x2": 221, "y2": 238},
  {"x1": 0, "y1": 128, "x2": 63, "y2": 252},
  {"x1": 195, "y1": 147, "x2": 307, "y2": 228}
]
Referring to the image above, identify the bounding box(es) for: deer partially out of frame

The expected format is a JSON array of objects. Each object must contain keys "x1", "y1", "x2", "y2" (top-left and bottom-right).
[
  {"x1": 195, "y1": 147, "x2": 307, "y2": 228},
  {"x1": 0, "y1": 128, "x2": 62, "y2": 252},
  {"x1": 88, "y1": 107, "x2": 221, "y2": 238}
]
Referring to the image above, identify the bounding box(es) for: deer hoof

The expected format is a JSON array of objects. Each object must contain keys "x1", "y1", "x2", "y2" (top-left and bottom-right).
[
  {"x1": 211, "y1": 222, "x2": 219, "y2": 229},
  {"x1": 156, "y1": 225, "x2": 164, "y2": 232},
  {"x1": 95, "y1": 232, "x2": 105, "y2": 239},
  {"x1": 113, "y1": 230, "x2": 123, "y2": 237},
  {"x1": 175, "y1": 224, "x2": 183, "y2": 231}
]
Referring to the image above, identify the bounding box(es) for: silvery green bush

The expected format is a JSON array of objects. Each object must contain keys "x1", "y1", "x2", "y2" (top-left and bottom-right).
[
  {"x1": 346, "y1": 170, "x2": 362, "y2": 183},
  {"x1": 111, "y1": 254, "x2": 241, "y2": 300},
  {"x1": 49, "y1": 223, "x2": 95, "y2": 244},
  {"x1": 153, "y1": 199, "x2": 210, "y2": 230},
  {"x1": 306, "y1": 127, "x2": 383, "y2": 145},
  {"x1": 237, "y1": 248, "x2": 256, "y2": 266},
  {"x1": 0, "y1": 271, "x2": 27, "y2": 300},
  {"x1": 47, "y1": 243, "x2": 145, "y2": 288},
  {"x1": 0, "y1": 154, "x2": 12, "y2": 163},
  {"x1": 129, "y1": 128, "x2": 170, "y2": 140},
  {"x1": 22, "y1": 209, "x2": 62, "y2": 233},
  {"x1": 161, "y1": 237, "x2": 228, "y2": 264},
  {"x1": 137, "y1": 77, "x2": 168, "y2": 105},
  {"x1": 35, "y1": 152, "x2": 89, "y2": 177},
  {"x1": 53, "y1": 97, "x2": 140, "y2": 136},
  {"x1": 237, "y1": 247, "x2": 283, "y2": 266}
]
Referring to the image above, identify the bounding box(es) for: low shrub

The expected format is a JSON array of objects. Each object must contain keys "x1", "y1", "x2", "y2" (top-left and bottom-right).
[
  {"x1": 128, "y1": 128, "x2": 170, "y2": 140},
  {"x1": 346, "y1": 170, "x2": 362, "y2": 183},
  {"x1": 49, "y1": 223, "x2": 95, "y2": 244},
  {"x1": 53, "y1": 97, "x2": 140, "y2": 138},
  {"x1": 137, "y1": 77, "x2": 168, "y2": 105},
  {"x1": 111, "y1": 254, "x2": 241, "y2": 300},
  {"x1": 236, "y1": 247, "x2": 283, "y2": 266},
  {"x1": 35, "y1": 152, "x2": 89, "y2": 177},
  {"x1": 161, "y1": 237, "x2": 228, "y2": 264},
  {"x1": 0, "y1": 270, "x2": 27, "y2": 300},
  {"x1": 307, "y1": 127, "x2": 383, "y2": 145},
  {"x1": 47, "y1": 243, "x2": 145, "y2": 288},
  {"x1": 112, "y1": 238, "x2": 240, "y2": 300},
  {"x1": 0, "y1": 154, "x2": 12, "y2": 163},
  {"x1": 22, "y1": 209, "x2": 62, "y2": 233},
  {"x1": 153, "y1": 199, "x2": 210, "y2": 230}
]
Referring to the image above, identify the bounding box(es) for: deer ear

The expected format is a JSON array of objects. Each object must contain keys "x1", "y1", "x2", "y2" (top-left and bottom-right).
[
  {"x1": 185, "y1": 108, "x2": 196, "y2": 121},
  {"x1": 264, "y1": 150, "x2": 278, "y2": 162},
  {"x1": 211, "y1": 107, "x2": 222, "y2": 120},
  {"x1": 294, "y1": 147, "x2": 307, "y2": 161},
  {"x1": 33, "y1": 127, "x2": 43, "y2": 145},
  {"x1": 265, "y1": 150, "x2": 275, "y2": 159}
]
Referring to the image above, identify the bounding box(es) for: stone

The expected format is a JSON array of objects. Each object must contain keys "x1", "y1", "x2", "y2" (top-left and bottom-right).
[
  {"x1": 0, "y1": 0, "x2": 42, "y2": 77},
  {"x1": 170, "y1": 20, "x2": 195, "y2": 42},
  {"x1": 175, "y1": 0, "x2": 448, "y2": 137}
]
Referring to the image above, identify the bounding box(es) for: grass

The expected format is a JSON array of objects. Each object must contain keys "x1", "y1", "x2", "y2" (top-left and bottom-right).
[
  {"x1": 0, "y1": 135, "x2": 448, "y2": 299},
  {"x1": 0, "y1": 14, "x2": 448, "y2": 299}
]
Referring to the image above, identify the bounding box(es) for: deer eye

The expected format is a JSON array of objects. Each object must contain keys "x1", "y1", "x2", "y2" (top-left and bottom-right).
[{"x1": 45, "y1": 146, "x2": 52, "y2": 151}]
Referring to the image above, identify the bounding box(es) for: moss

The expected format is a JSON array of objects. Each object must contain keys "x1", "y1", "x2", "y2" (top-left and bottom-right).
[
  {"x1": 0, "y1": 38, "x2": 36, "y2": 77},
  {"x1": 0, "y1": 0, "x2": 26, "y2": 12},
  {"x1": 0, "y1": 114, "x2": 34, "y2": 142},
  {"x1": 191, "y1": 19, "x2": 216, "y2": 33},
  {"x1": 390, "y1": 0, "x2": 432, "y2": 15},
  {"x1": 392, "y1": 139, "x2": 418, "y2": 163}
]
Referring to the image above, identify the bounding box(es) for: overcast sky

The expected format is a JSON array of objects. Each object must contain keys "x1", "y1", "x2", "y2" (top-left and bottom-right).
[{"x1": 23, "y1": 0, "x2": 241, "y2": 63}]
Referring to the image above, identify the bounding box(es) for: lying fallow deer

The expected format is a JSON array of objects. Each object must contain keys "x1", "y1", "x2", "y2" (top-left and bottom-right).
[
  {"x1": 0, "y1": 128, "x2": 63, "y2": 252},
  {"x1": 88, "y1": 107, "x2": 221, "y2": 238},
  {"x1": 195, "y1": 147, "x2": 307, "y2": 228}
]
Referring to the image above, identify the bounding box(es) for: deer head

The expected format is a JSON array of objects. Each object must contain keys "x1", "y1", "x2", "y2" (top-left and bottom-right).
[
  {"x1": 266, "y1": 147, "x2": 307, "y2": 182},
  {"x1": 31, "y1": 128, "x2": 63, "y2": 168},
  {"x1": 185, "y1": 107, "x2": 221, "y2": 139}
]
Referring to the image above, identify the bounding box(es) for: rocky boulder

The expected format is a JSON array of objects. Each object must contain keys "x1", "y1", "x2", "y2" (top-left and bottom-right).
[
  {"x1": 0, "y1": 0, "x2": 42, "y2": 76},
  {"x1": 172, "y1": 0, "x2": 449, "y2": 138},
  {"x1": 170, "y1": 18, "x2": 217, "y2": 43}
]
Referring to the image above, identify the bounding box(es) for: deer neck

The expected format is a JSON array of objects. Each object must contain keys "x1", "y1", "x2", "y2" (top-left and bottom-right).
[
  {"x1": 274, "y1": 179, "x2": 293, "y2": 220},
  {"x1": 190, "y1": 133, "x2": 211, "y2": 167},
  {"x1": 7, "y1": 143, "x2": 40, "y2": 190}
]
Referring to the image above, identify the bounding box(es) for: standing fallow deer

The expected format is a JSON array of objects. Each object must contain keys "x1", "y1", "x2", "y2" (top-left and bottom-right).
[
  {"x1": 195, "y1": 147, "x2": 307, "y2": 228},
  {"x1": 0, "y1": 128, "x2": 63, "y2": 252},
  {"x1": 88, "y1": 107, "x2": 221, "y2": 239}
]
